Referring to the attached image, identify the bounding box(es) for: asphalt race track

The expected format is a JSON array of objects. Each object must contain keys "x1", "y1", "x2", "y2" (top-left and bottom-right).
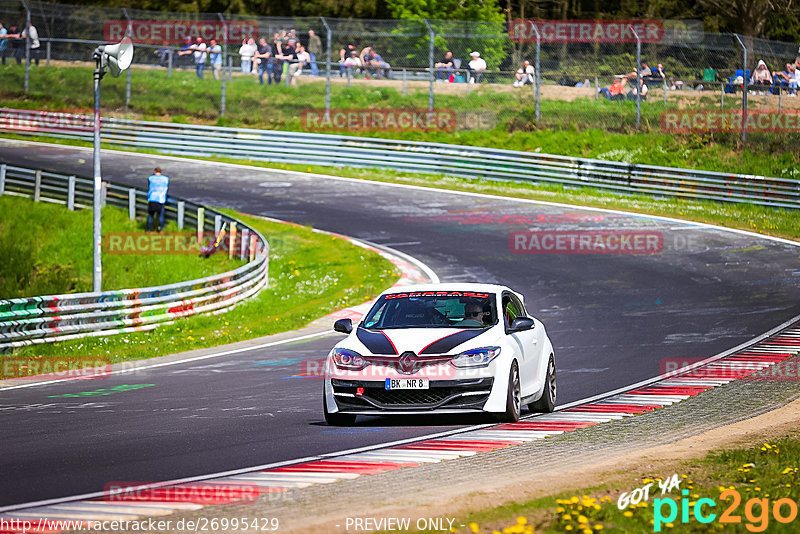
[{"x1": 1, "y1": 140, "x2": 800, "y2": 508}]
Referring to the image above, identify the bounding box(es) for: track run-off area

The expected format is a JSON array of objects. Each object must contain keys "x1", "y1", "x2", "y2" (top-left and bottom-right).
[{"x1": 1, "y1": 139, "x2": 800, "y2": 513}]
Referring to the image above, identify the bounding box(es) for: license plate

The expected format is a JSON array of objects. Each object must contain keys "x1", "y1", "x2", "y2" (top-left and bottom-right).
[{"x1": 385, "y1": 378, "x2": 429, "y2": 390}]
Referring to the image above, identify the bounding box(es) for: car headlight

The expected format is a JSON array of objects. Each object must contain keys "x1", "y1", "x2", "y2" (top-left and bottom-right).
[
  {"x1": 331, "y1": 348, "x2": 367, "y2": 370},
  {"x1": 451, "y1": 347, "x2": 501, "y2": 368}
]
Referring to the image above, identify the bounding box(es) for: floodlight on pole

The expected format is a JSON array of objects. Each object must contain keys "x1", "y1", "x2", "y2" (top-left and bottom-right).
[{"x1": 91, "y1": 37, "x2": 133, "y2": 293}]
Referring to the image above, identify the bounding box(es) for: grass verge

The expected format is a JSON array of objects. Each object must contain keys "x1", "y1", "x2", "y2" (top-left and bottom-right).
[
  {"x1": 425, "y1": 432, "x2": 800, "y2": 533},
  {"x1": 0, "y1": 195, "x2": 234, "y2": 298},
  {"x1": 8, "y1": 210, "x2": 399, "y2": 363}
]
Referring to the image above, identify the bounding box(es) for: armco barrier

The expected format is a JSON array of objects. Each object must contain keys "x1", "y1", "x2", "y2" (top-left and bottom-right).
[
  {"x1": 0, "y1": 163, "x2": 269, "y2": 351},
  {"x1": 1, "y1": 108, "x2": 799, "y2": 209}
]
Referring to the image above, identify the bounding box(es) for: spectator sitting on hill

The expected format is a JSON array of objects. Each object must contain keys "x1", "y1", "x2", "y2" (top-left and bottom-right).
[
  {"x1": 626, "y1": 61, "x2": 651, "y2": 80},
  {"x1": 339, "y1": 43, "x2": 357, "y2": 76},
  {"x1": 627, "y1": 78, "x2": 648, "y2": 100},
  {"x1": 513, "y1": 60, "x2": 535, "y2": 87},
  {"x1": 467, "y1": 51, "x2": 486, "y2": 84},
  {"x1": 435, "y1": 51, "x2": 456, "y2": 81},
  {"x1": 647, "y1": 63, "x2": 666, "y2": 83},
  {"x1": 288, "y1": 44, "x2": 309, "y2": 85},
  {"x1": 366, "y1": 47, "x2": 390, "y2": 79},
  {"x1": 599, "y1": 76, "x2": 627, "y2": 100},
  {"x1": 342, "y1": 49, "x2": 362, "y2": 77},
  {"x1": 557, "y1": 72, "x2": 575, "y2": 86},
  {"x1": 773, "y1": 63, "x2": 799, "y2": 95},
  {"x1": 750, "y1": 59, "x2": 773, "y2": 94}
]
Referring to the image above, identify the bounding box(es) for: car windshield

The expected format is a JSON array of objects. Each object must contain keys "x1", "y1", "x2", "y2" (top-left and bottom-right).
[{"x1": 362, "y1": 291, "x2": 497, "y2": 329}]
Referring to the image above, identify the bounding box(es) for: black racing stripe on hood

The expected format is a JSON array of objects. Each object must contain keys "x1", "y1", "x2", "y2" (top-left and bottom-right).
[
  {"x1": 356, "y1": 327, "x2": 398, "y2": 355},
  {"x1": 419, "y1": 328, "x2": 490, "y2": 355}
]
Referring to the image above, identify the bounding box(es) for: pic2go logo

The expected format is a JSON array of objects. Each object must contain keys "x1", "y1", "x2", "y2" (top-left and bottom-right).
[{"x1": 653, "y1": 488, "x2": 800, "y2": 532}]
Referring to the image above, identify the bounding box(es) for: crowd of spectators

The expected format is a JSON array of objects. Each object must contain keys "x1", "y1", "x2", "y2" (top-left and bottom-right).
[{"x1": 0, "y1": 21, "x2": 40, "y2": 66}]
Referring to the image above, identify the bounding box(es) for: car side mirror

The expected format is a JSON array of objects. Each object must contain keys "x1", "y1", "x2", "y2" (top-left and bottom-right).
[
  {"x1": 509, "y1": 316, "x2": 535, "y2": 333},
  {"x1": 333, "y1": 318, "x2": 353, "y2": 334}
]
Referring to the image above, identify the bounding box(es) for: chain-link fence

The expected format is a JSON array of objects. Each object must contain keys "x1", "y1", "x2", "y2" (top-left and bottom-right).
[{"x1": 1, "y1": 0, "x2": 800, "y2": 138}]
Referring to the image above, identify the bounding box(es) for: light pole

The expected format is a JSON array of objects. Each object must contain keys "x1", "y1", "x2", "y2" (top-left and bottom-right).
[{"x1": 91, "y1": 37, "x2": 133, "y2": 292}]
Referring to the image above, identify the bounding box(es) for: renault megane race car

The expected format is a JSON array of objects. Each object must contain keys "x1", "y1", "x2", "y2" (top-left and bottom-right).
[{"x1": 323, "y1": 284, "x2": 556, "y2": 425}]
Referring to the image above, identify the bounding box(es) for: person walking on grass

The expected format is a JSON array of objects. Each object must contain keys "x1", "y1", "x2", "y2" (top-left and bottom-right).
[{"x1": 147, "y1": 167, "x2": 169, "y2": 232}]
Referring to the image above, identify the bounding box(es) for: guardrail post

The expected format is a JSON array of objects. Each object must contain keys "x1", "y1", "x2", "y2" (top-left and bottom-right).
[
  {"x1": 229, "y1": 221, "x2": 237, "y2": 258},
  {"x1": 241, "y1": 228, "x2": 249, "y2": 260},
  {"x1": 128, "y1": 188, "x2": 136, "y2": 219},
  {"x1": 33, "y1": 169, "x2": 41, "y2": 202},
  {"x1": 67, "y1": 175, "x2": 75, "y2": 210},
  {"x1": 0, "y1": 164, "x2": 6, "y2": 196},
  {"x1": 177, "y1": 201, "x2": 184, "y2": 229},
  {"x1": 249, "y1": 234, "x2": 257, "y2": 262},
  {"x1": 214, "y1": 214, "x2": 221, "y2": 236},
  {"x1": 197, "y1": 207, "x2": 205, "y2": 243}
]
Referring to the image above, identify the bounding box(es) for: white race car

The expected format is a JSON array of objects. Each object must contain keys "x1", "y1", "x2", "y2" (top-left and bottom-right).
[{"x1": 323, "y1": 283, "x2": 556, "y2": 425}]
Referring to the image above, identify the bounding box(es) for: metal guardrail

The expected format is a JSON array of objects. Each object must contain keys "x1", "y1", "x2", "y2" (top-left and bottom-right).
[
  {"x1": 2, "y1": 108, "x2": 798, "y2": 210},
  {"x1": 0, "y1": 162, "x2": 270, "y2": 351}
]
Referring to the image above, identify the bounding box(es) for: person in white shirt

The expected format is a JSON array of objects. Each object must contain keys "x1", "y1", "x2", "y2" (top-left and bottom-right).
[
  {"x1": 21, "y1": 22, "x2": 39, "y2": 66},
  {"x1": 288, "y1": 44, "x2": 310, "y2": 85},
  {"x1": 513, "y1": 60, "x2": 534, "y2": 87},
  {"x1": 467, "y1": 51, "x2": 486, "y2": 84},
  {"x1": 191, "y1": 37, "x2": 207, "y2": 79},
  {"x1": 239, "y1": 38, "x2": 256, "y2": 73}
]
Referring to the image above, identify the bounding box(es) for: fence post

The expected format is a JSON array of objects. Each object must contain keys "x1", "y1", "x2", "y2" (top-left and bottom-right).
[
  {"x1": 663, "y1": 79, "x2": 667, "y2": 105},
  {"x1": 734, "y1": 33, "x2": 748, "y2": 142},
  {"x1": 46, "y1": 40, "x2": 50, "y2": 66},
  {"x1": 122, "y1": 8, "x2": 133, "y2": 109},
  {"x1": 630, "y1": 25, "x2": 642, "y2": 128},
  {"x1": 227, "y1": 56, "x2": 233, "y2": 82},
  {"x1": 67, "y1": 175, "x2": 75, "y2": 210},
  {"x1": 423, "y1": 19, "x2": 434, "y2": 111},
  {"x1": 21, "y1": 0, "x2": 30, "y2": 95},
  {"x1": 320, "y1": 17, "x2": 331, "y2": 121},
  {"x1": 218, "y1": 13, "x2": 227, "y2": 118},
  {"x1": 167, "y1": 50, "x2": 172, "y2": 78},
  {"x1": 0, "y1": 163, "x2": 5, "y2": 196},
  {"x1": 241, "y1": 228, "x2": 249, "y2": 260},
  {"x1": 594, "y1": 75, "x2": 599, "y2": 100},
  {"x1": 347, "y1": 64, "x2": 351, "y2": 88},
  {"x1": 402, "y1": 68, "x2": 407, "y2": 95},
  {"x1": 721, "y1": 81, "x2": 724, "y2": 109},
  {"x1": 177, "y1": 201, "x2": 184, "y2": 229},
  {"x1": 530, "y1": 23, "x2": 541, "y2": 121},
  {"x1": 128, "y1": 188, "x2": 136, "y2": 220},
  {"x1": 197, "y1": 207, "x2": 205, "y2": 243},
  {"x1": 33, "y1": 169, "x2": 41, "y2": 202},
  {"x1": 779, "y1": 86, "x2": 782, "y2": 113}
]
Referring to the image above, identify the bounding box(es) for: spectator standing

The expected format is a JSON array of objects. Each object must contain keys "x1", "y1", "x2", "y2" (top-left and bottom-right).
[
  {"x1": 306, "y1": 29, "x2": 322, "y2": 76},
  {"x1": 513, "y1": 60, "x2": 535, "y2": 87},
  {"x1": 21, "y1": 22, "x2": 39, "y2": 66},
  {"x1": 10, "y1": 25, "x2": 24, "y2": 65},
  {"x1": 207, "y1": 39, "x2": 222, "y2": 80},
  {"x1": 467, "y1": 51, "x2": 486, "y2": 84},
  {"x1": 750, "y1": 59, "x2": 773, "y2": 94},
  {"x1": 177, "y1": 36, "x2": 193, "y2": 67},
  {"x1": 146, "y1": 167, "x2": 169, "y2": 232},
  {"x1": 254, "y1": 37, "x2": 273, "y2": 85},
  {"x1": 0, "y1": 22, "x2": 8, "y2": 65},
  {"x1": 191, "y1": 37, "x2": 207, "y2": 79},
  {"x1": 238, "y1": 37, "x2": 256, "y2": 73},
  {"x1": 435, "y1": 51, "x2": 455, "y2": 81}
]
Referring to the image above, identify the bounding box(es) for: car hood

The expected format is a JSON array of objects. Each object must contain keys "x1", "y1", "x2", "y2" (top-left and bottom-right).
[{"x1": 345, "y1": 326, "x2": 497, "y2": 356}]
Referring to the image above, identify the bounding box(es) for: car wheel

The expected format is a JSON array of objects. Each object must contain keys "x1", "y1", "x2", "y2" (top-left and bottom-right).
[
  {"x1": 529, "y1": 355, "x2": 556, "y2": 413},
  {"x1": 323, "y1": 395, "x2": 357, "y2": 426},
  {"x1": 497, "y1": 361, "x2": 521, "y2": 423}
]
